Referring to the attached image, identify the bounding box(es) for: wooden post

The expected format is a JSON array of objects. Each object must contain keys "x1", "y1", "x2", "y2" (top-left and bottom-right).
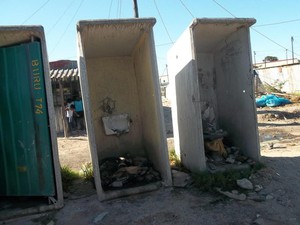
[{"x1": 59, "y1": 80, "x2": 69, "y2": 137}]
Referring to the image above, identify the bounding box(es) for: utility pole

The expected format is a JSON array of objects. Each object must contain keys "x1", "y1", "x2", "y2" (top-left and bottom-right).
[
  {"x1": 133, "y1": 0, "x2": 139, "y2": 18},
  {"x1": 253, "y1": 51, "x2": 256, "y2": 65},
  {"x1": 291, "y1": 36, "x2": 294, "y2": 63}
]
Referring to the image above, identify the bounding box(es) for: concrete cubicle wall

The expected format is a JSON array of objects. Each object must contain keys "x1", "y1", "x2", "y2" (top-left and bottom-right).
[
  {"x1": 167, "y1": 18, "x2": 260, "y2": 173},
  {"x1": 0, "y1": 26, "x2": 63, "y2": 219},
  {"x1": 77, "y1": 18, "x2": 172, "y2": 201}
]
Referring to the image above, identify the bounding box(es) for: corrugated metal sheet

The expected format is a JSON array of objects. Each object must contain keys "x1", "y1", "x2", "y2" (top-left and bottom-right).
[
  {"x1": 50, "y1": 60, "x2": 78, "y2": 80},
  {"x1": 50, "y1": 68, "x2": 78, "y2": 79},
  {"x1": 0, "y1": 41, "x2": 55, "y2": 196}
]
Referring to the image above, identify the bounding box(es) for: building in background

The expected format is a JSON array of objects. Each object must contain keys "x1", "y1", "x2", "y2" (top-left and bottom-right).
[{"x1": 50, "y1": 60, "x2": 85, "y2": 135}]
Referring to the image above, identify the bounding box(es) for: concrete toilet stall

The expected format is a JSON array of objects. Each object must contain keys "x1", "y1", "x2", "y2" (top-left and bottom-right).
[
  {"x1": 167, "y1": 18, "x2": 261, "y2": 173},
  {"x1": 77, "y1": 18, "x2": 172, "y2": 201}
]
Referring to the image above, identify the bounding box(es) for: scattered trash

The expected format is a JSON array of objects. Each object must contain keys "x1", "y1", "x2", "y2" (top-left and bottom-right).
[
  {"x1": 99, "y1": 156, "x2": 161, "y2": 190},
  {"x1": 256, "y1": 94, "x2": 291, "y2": 107},
  {"x1": 236, "y1": 178, "x2": 253, "y2": 190}
]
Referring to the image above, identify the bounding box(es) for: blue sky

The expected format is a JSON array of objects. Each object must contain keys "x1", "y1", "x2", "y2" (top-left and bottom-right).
[{"x1": 2, "y1": 0, "x2": 300, "y2": 75}]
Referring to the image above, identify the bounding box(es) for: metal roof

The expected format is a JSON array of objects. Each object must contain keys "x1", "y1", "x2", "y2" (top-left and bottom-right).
[
  {"x1": 49, "y1": 60, "x2": 78, "y2": 80},
  {"x1": 50, "y1": 68, "x2": 78, "y2": 79}
]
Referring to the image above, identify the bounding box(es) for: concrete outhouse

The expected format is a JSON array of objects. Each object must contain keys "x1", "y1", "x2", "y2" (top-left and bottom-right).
[
  {"x1": 77, "y1": 18, "x2": 172, "y2": 201},
  {"x1": 167, "y1": 18, "x2": 260, "y2": 173}
]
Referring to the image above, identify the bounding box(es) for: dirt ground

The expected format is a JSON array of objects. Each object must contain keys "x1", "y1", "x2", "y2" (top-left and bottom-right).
[{"x1": 3, "y1": 100, "x2": 300, "y2": 225}]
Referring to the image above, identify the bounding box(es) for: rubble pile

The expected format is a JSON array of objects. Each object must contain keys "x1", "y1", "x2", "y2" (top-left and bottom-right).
[
  {"x1": 99, "y1": 156, "x2": 161, "y2": 190},
  {"x1": 204, "y1": 129, "x2": 255, "y2": 171}
]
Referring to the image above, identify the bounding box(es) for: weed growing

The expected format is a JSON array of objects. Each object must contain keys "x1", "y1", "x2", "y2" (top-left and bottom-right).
[{"x1": 60, "y1": 165, "x2": 81, "y2": 192}]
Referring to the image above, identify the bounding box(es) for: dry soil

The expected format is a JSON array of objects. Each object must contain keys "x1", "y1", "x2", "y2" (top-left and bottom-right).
[{"x1": 3, "y1": 101, "x2": 300, "y2": 225}]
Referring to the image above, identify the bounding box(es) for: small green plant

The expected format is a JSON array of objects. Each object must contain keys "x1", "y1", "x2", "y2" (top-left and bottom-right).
[
  {"x1": 192, "y1": 163, "x2": 265, "y2": 193},
  {"x1": 169, "y1": 149, "x2": 181, "y2": 168},
  {"x1": 60, "y1": 165, "x2": 80, "y2": 192},
  {"x1": 81, "y1": 162, "x2": 94, "y2": 181}
]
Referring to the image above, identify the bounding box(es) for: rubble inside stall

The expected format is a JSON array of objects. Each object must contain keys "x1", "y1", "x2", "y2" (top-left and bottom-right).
[
  {"x1": 99, "y1": 156, "x2": 161, "y2": 191},
  {"x1": 204, "y1": 128, "x2": 255, "y2": 172}
]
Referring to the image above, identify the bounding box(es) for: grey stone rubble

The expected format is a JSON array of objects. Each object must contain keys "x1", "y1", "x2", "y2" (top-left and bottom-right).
[
  {"x1": 93, "y1": 212, "x2": 108, "y2": 224},
  {"x1": 216, "y1": 188, "x2": 247, "y2": 201},
  {"x1": 237, "y1": 178, "x2": 254, "y2": 190},
  {"x1": 99, "y1": 156, "x2": 161, "y2": 190}
]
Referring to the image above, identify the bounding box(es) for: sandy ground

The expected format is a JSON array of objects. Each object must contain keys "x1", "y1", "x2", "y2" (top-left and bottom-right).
[{"x1": 3, "y1": 101, "x2": 300, "y2": 225}]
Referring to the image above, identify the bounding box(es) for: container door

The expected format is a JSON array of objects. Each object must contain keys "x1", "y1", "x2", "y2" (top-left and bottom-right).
[{"x1": 0, "y1": 41, "x2": 55, "y2": 196}]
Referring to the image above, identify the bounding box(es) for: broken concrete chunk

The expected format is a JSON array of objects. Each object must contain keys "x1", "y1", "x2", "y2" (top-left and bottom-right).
[
  {"x1": 111, "y1": 181, "x2": 123, "y2": 188},
  {"x1": 225, "y1": 155, "x2": 235, "y2": 164},
  {"x1": 247, "y1": 192, "x2": 266, "y2": 202},
  {"x1": 237, "y1": 178, "x2": 253, "y2": 190},
  {"x1": 254, "y1": 184, "x2": 263, "y2": 192},
  {"x1": 216, "y1": 188, "x2": 246, "y2": 201},
  {"x1": 93, "y1": 212, "x2": 108, "y2": 224}
]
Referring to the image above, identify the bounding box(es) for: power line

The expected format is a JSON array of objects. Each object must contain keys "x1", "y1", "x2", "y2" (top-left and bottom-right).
[
  {"x1": 211, "y1": 0, "x2": 300, "y2": 58},
  {"x1": 116, "y1": 0, "x2": 121, "y2": 18},
  {"x1": 211, "y1": 0, "x2": 236, "y2": 17},
  {"x1": 47, "y1": 0, "x2": 74, "y2": 35},
  {"x1": 153, "y1": 0, "x2": 174, "y2": 44},
  {"x1": 108, "y1": 0, "x2": 114, "y2": 18},
  {"x1": 22, "y1": 0, "x2": 50, "y2": 24},
  {"x1": 156, "y1": 42, "x2": 173, "y2": 47},
  {"x1": 254, "y1": 18, "x2": 300, "y2": 27},
  {"x1": 50, "y1": 0, "x2": 86, "y2": 55},
  {"x1": 178, "y1": 0, "x2": 194, "y2": 18}
]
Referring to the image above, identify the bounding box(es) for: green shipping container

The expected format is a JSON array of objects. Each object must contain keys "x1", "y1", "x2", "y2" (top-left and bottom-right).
[{"x1": 0, "y1": 41, "x2": 55, "y2": 196}]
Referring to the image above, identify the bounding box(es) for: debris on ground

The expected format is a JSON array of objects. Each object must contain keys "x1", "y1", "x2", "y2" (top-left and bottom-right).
[
  {"x1": 256, "y1": 94, "x2": 291, "y2": 107},
  {"x1": 203, "y1": 128, "x2": 255, "y2": 172},
  {"x1": 93, "y1": 212, "x2": 108, "y2": 224},
  {"x1": 99, "y1": 156, "x2": 161, "y2": 190},
  {"x1": 216, "y1": 188, "x2": 247, "y2": 201},
  {"x1": 236, "y1": 178, "x2": 253, "y2": 190},
  {"x1": 171, "y1": 170, "x2": 191, "y2": 187}
]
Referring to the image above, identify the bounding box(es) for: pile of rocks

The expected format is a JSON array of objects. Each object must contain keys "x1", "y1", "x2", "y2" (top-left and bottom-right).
[
  {"x1": 217, "y1": 178, "x2": 273, "y2": 202},
  {"x1": 99, "y1": 156, "x2": 161, "y2": 190}
]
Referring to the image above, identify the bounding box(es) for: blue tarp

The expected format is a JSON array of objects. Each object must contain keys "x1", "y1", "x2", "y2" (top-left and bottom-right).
[{"x1": 256, "y1": 94, "x2": 291, "y2": 107}]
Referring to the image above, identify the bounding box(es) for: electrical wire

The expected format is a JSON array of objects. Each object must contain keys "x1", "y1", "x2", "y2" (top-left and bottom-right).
[
  {"x1": 153, "y1": 0, "x2": 174, "y2": 44},
  {"x1": 108, "y1": 0, "x2": 114, "y2": 18},
  {"x1": 116, "y1": 0, "x2": 120, "y2": 18},
  {"x1": 47, "y1": 0, "x2": 74, "y2": 35},
  {"x1": 211, "y1": 0, "x2": 300, "y2": 58},
  {"x1": 254, "y1": 18, "x2": 300, "y2": 27},
  {"x1": 119, "y1": 0, "x2": 122, "y2": 18},
  {"x1": 156, "y1": 42, "x2": 173, "y2": 47},
  {"x1": 178, "y1": 0, "x2": 194, "y2": 18},
  {"x1": 22, "y1": 0, "x2": 51, "y2": 24},
  {"x1": 211, "y1": 0, "x2": 236, "y2": 17},
  {"x1": 50, "y1": 0, "x2": 86, "y2": 55}
]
